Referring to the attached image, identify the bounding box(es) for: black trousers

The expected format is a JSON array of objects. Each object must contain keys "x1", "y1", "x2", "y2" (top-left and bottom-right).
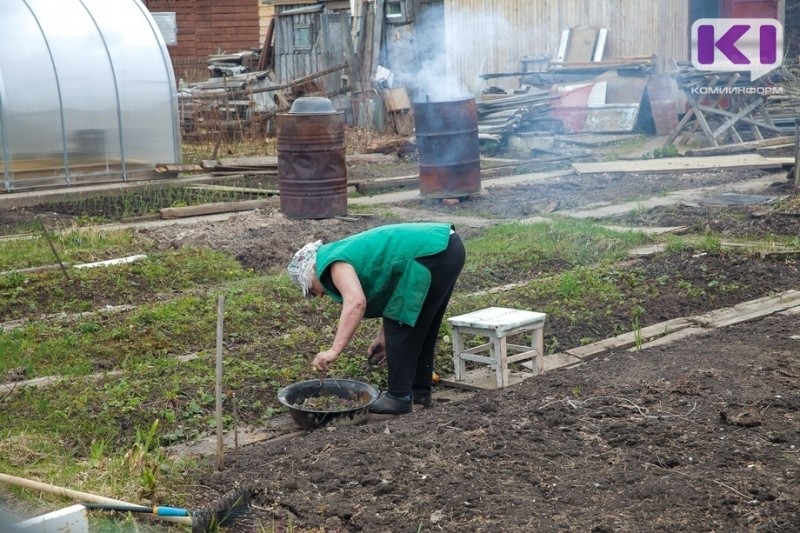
[{"x1": 383, "y1": 233, "x2": 466, "y2": 398}]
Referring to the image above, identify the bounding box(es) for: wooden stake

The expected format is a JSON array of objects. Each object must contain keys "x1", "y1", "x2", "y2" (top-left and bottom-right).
[
  {"x1": 37, "y1": 221, "x2": 69, "y2": 280},
  {"x1": 794, "y1": 118, "x2": 799, "y2": 186},
  {"x1": 215, "y1": 295, "x2": 225, "y2": 471},
  {"x1": 231, "y1": 390, "x2": 240, "y2": 451}
]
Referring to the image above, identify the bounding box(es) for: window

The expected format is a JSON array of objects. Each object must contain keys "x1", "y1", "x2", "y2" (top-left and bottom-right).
[
  {"x1": 386, "y1": 1, "x2": 403, "y2": 17},
  {"x1": 294, "y1": 23, "x2": 311, "y2": 50},
  {"x1": 385, "y1": 0, "x2": 412, "y2": 24}
]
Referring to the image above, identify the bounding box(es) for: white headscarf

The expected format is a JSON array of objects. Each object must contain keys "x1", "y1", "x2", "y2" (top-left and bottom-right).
[{"x1": 287, "y1": 240, "x2": 323, "y2": 298}]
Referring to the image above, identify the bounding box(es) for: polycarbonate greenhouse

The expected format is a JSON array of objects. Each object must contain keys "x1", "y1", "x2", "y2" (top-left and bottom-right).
[{"x1": 0, "y1": 0, "x2": 180, "y2": 192}]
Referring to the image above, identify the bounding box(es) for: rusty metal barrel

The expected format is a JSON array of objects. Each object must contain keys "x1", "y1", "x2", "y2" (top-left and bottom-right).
[
  {"x1": 412, "y1": 97, "x2": 481, "y2": 199},
  {"x1": 277, "y1": 97, "x2": 347, "y2": 219}
]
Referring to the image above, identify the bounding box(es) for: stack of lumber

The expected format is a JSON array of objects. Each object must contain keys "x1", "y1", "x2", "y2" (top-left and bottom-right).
[{"x1": 477, "y1": 89, "x2": 558, "y2": 139}]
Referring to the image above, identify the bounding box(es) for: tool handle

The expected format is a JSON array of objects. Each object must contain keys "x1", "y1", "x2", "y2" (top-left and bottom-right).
[
  {"x1": 83, "y1": 503, "x2": 190, "y2": 516},
  {"x1": 83, "y1": 503, "x2": 153, "y2": 513},
  {"x1": 153, "y1": 506, "x2": 192, "y2": 517},
  {"x1": 0, "y1": 473, "x2": 193, "y2": 525}
]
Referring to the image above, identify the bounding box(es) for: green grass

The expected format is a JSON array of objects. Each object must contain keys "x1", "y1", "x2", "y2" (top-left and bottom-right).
[
  {"x1": 458, "y1": 218, "x2": 650, "y2": 290},
  {"x1": 0, "y1": 211, "x2": 766, "y2": 520},
  {"x1": 0, "y1": 227, "x2": 142, "y2": 271}
]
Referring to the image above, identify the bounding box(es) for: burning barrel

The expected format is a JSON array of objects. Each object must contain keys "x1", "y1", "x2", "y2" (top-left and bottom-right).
[
  {"x1": 413, "y1": 97, "x2": 481, "y2": 199},
  {"x1": 277, "y1": 97, "x2": 347, "y2": 219}
]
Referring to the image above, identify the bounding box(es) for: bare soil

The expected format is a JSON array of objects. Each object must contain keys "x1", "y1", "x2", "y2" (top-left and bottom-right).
[
  {"x1": 193, "y1": 313, "x2": 800, "y2": 532},
  {"x1": 167, "y1": 165, "x2": 798, "y2": 532},
  {"x1": 2, "y1": 160, "x2": 800, "y2": 532}
]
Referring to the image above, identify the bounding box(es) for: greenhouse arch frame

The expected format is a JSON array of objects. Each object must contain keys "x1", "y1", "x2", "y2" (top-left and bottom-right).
[{"x1": 0, "y1": 0, "x2": 181, "y2": 192}]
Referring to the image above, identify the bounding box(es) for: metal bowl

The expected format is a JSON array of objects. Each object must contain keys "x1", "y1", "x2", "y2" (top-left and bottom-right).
[
  {"x1": 277, "y1": 378, "x2": 379, "y2": 430},
  {"x1": 288, "y1": 97, "x2": 336, "y2": 114}
]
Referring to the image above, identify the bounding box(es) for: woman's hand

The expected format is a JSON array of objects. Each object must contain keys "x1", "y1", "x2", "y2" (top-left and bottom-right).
[
  {"x1": 367, "y1": 326, "x2": 386, "y2": 365},
  {"x1": 313, "y1": 349, "x2": 340, "y2": 372}
]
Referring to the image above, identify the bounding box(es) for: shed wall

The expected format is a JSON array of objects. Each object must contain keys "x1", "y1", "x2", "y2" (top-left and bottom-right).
[
  {"x1": 442, "y1": 0, "x2": 690, "y2": 94},
  {"x1": 274, "y1": 6, "x2": 350, "y2": 94}
]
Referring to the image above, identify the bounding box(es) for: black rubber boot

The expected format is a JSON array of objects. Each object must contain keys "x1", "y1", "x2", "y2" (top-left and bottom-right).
[
  {"x1": 369, "y1": 392, "x2": 412, "y2": 415},
  {"x1": 412, "y1": 389, "x2": 432, "y2": 407}
]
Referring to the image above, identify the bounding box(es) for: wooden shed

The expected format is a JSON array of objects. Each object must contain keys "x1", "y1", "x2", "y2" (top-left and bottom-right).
[
  {"x1": 439, "y1": 0, "x2": 688, "y2": 95},
  {"x1": 271, "y1": 1, "x2": 352, "y2": 95},
  {"x1": 440, "y1": 0, "x2": 787, "y2": 96}
]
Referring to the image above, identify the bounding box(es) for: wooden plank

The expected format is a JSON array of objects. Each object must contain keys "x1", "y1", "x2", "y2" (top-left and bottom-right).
[
  {"x1": 686, "y1": 91, "x2": 719, "y2": 147},
  {"x1": 160, "y1": 198, "x2": 278, "y2": 219},
  {"x1": 187, "y1": 185, "x2": 279, "y2": 195},
  {"x1": 593, "y1": 28, "x2": 608, "y2": 61},
  {"x1": 439, "y1": 367, "x2": 532, "y2": 391},
  {"x1": 155, "y1": 163, "x2": 204, "y2": 174},
  {"x1": 520, "y1": 352, "x2": 583, "y2": 372},
  {"x1": 680, "y1": 74, "x2": 732, "y2": 141},
  {"x1": 685, "y1": 136, "x2": 794, "y2": 156},
  {"x1": 566, "y1": 318, "x2": 695, "y2": 360},
  {"x1": 627, "y1": 327, "x2": 708, "y2": 351},
  {"x1": 555, "y1": 28, "x2": 570, "y2": 63},
  {"x1": 691, "y1": 290, "x2": 800, "y2": 328},
  {"x1": 572, "y1": 154, "x2": 794, "y2": 175},
  {"x1": 795, "y1": 118, "x2": 800, "y2": 186},
  {"x1": 383, "y1": 87, "x2": 411, "y2": 111},
  {"x1": 216, "y1": 156, "x2": 278, "y2": 168},
  {"x1": 565, "y1": 26, "x2": 598, "y2": 63},
  {"x1": 696, "y1": 102, "x2": 783, "y2": 134},
  {"x1": 710, "y1": 97, "x2": 767, "y2": 140}
]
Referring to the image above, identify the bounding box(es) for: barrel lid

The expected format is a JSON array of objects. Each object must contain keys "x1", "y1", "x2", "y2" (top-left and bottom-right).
[{"x1": 289, "y1": 97, "x2": 336, "y2": 114}]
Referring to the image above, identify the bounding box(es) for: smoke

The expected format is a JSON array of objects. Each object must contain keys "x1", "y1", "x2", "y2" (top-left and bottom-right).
[{"x1": 386, "y1": 6, "x2": 517, "y2": 102}]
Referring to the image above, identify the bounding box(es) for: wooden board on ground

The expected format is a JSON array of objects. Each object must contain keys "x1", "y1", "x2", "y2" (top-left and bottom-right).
[
  {"x1": 217, "y1": 156, "x2": 278, "y2": 167},
  {"x1": 520, "y1": 352, "x2": 582, "y2": 373},
  {"x1": 160, "y1": 198, "x2": 278, "y2": 219},
  {"x1": 691, "y1": 290, "x2": 800, "y2": 328},
  {"x1": 566, "y1": 318, "x2": 695, "y2": 361},
  {"x1": 572, "y1": 154, "x2": 794, "y2": 175},
  {"x1": 439, "y1": 367, "x2": 532, "y2": 391},
  {"x1": 685, "y1": 136, "x2": 794, "y2": 157},
  {"x1": 155, "y1": 163, "x2": 204, "y2": 174},
  {"x1": 629, "y1": 327, "x2": 708, "y2": 351}
]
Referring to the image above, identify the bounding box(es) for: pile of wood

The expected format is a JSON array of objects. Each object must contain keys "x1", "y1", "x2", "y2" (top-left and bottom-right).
[
  {"x1": 665, "y1": 63, "x2": 785, "y2": 149},
  {"x1": 178, "y1": 71, "x2": 280, "y2": 137},
  {"x1": 178, "y1": 64, "x2": 347, "y2": 140},
  {"x1": 477, "y1": 89, "x2": 558, "y2": 140}
]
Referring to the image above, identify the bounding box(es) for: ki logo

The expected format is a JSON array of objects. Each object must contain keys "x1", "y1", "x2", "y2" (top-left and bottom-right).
[{"x1": 691, "y1": 18, "x2": 783, "y2": 80}]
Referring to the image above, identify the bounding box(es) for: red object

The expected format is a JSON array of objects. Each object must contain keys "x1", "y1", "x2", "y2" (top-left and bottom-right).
[
  {"x1": 720, "y1": 0, "x2": 778, "y2": 18},
  {"x1": 550, "y1": 83, "x2": 594, "y2": 133}
]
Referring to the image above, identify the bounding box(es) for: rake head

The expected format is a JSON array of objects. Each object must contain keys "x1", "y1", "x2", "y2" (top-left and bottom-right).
[{"x1": 191, "y1": 486, "x2": 252, "y2": 533}]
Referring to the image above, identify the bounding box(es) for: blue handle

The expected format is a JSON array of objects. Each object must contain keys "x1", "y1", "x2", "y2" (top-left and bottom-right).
[{"x1": 152, "y1": 506, "x2": 191, "y2": 517}]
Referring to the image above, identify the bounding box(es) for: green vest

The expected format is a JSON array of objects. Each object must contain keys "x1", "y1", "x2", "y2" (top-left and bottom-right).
[{"x1": 316, "y1": 223, "x2": 453, "y2": 326}]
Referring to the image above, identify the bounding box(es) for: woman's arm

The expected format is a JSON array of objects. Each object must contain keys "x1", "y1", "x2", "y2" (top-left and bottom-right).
[{"x1": 312, "y1": 262, "x2": 367, "y2": 371}]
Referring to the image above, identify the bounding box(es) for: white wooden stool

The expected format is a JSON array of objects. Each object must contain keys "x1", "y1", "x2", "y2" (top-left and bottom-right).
[{"x1": 448, "y1": 307, "x2": 547, "y2": 388}]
